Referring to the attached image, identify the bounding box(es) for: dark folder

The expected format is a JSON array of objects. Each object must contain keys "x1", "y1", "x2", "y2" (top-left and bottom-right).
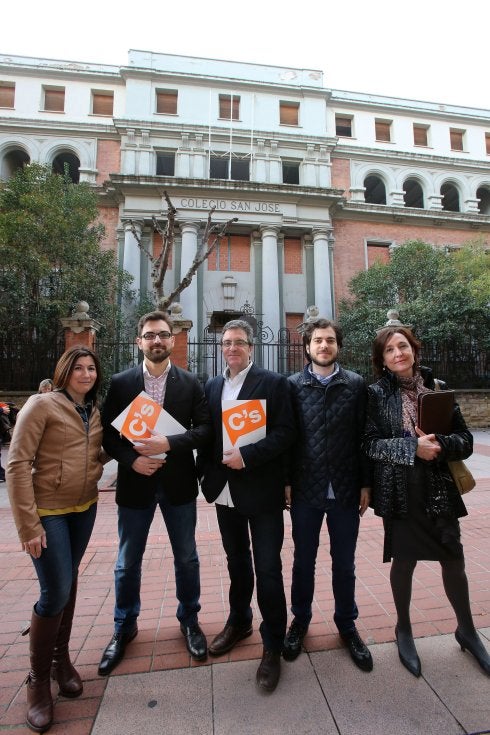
[{"x1": 417, "y1": 391, "x2": 454, "y2": 435}]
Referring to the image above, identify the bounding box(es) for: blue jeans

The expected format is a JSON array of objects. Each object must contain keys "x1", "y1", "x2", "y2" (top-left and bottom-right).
[
  {"x1": 114, "y1": 490, "x2": 200, "y2": 632},
  {"x1": 290, "y1": 499, "x2": 359, "y2": 634},
  {"x1": 216, "y1": 504, "x2": 287, "y2": 652},
  {"x1": 32, "y1": 504, "x2": 97, "y2": 617}
]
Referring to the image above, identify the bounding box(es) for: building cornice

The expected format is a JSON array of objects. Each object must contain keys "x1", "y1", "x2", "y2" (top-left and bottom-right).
[
  {"x1": 0, "y1": 54, "x2": 121, "y2": 83},
  {"x1": 330, "y1": 89, "x2": 490, "y2": 122},
  {"x1": 332, "y1": 144, "x2": 490, "y2": 172},
  {"x1": 0, "y1": 117, "x2": 119, "y2": 138},
  {"x1": 102, "y1": 174, "x2": 345, "y2": 204},
  {"x1": 333, "y1": 200, "x2": 490, "y2": 230}
]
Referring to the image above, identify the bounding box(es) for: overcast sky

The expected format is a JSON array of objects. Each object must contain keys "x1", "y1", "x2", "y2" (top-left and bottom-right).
[{"x1": 3, "y1": 0, "x2": 489, "y2": 111}]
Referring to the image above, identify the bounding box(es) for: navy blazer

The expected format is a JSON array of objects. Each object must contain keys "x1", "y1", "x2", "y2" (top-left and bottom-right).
[
  {"x1": 102, "y1": 363, "x2": 212, "y2": 508},
  {"x1": 196, "y1": 363, "x2": 296, "y2": 515}
]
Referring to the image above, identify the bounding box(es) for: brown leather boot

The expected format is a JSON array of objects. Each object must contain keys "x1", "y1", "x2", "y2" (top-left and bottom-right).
[
  {"x1": 51, "y1": 578, "x2": 83, "y2": 697},
  {"x1": 26, "y1": 607, "x2": 63, "y2": 733}
]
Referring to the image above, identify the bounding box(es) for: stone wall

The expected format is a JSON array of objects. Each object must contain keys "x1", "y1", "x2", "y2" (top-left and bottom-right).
[{"x1": 455, "y1": 391, "x2": 490, "y2": 428}]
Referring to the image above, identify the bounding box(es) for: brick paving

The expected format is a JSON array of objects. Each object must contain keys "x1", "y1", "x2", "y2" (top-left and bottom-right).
[{"x1": 0, "y1": 436, "x2": 489, "y2": 733}]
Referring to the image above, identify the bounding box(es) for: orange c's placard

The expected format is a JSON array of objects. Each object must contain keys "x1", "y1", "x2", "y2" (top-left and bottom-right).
[
  {"x1": 222, "y1": 399, "x2": 266, "y2": 447},
  {"x1": 120, "y1": 394, "x2": 161, "y2": 441}
]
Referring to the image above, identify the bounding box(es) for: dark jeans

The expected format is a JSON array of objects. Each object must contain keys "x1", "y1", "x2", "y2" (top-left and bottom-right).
[
  {"x1": 216, "y1": 504, "x2": 287, "y2": 652},
  {"x1": 290, "y1": 498, "x2": 360, "y2": 634},
  {"x1": 114, "y1": 490, "x2": 201, "y2": 632},
  {"x1": 32, "y1": 503, "x2": 97, "y2": 617}
]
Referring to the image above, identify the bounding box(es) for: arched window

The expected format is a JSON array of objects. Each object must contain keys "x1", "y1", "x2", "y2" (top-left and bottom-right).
[
  {"x1": 0, "y1": 148, "x2": 30, "y2": 180},
  {"x1": 440, "y1": 182, "x2": 460, "y2": 212},
  {"x1": 476, "y1": 186, "x2": 490, "y2": 215},
  {"x1": 364, "y1": 175, "x2": 386, "y2": 204},
  {"x1": 403, "y1": 179, "x2": 424, "y2": 208},
  {"x1": 52, "y1": 152, "x2": 80, "y2": 183}
]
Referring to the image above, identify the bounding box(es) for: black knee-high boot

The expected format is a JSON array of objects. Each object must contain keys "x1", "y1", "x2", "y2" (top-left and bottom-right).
[
  {"x1": 441, "y1": 558, "x2": 490, "y2": 675},
  {"x1": 390, "y1": 558, "x2": 421, "y2": 677}
]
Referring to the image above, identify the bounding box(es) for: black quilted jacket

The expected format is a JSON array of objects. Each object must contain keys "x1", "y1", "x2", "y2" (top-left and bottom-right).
[
  {"x1": 288, "y1": 365, "x2": 372, "y2": 510},
  {"x1": 364, "y1": 367, "x2": 471, "y2": 521}
]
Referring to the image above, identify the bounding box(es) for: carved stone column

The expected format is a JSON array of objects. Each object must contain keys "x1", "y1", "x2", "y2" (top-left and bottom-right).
[
  {"x1": 312, "y1": 227, "x2": 334, "y2": 319},
  {"x1": 179, "y1": 221, "x2": 200, "y2": 338},
  {"x1": 260, "y1": 224, "x2": 281, "y2": 338}
]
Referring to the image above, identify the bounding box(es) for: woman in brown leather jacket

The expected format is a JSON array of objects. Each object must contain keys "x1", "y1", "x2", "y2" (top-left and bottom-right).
[
  {"x1": 364, "y1": 327, "x2": 489, "y2": 679},
  {"x1": 7, "y1": 346, "x2": 104, "y2": 732}
]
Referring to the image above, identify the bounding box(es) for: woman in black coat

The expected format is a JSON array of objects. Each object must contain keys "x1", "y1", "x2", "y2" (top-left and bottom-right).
[{"x1": 364, "y1": 326, "x2": 489, "y2": 677}]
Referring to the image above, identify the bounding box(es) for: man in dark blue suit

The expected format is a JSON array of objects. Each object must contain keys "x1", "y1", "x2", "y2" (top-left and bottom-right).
[
  {"x1": 197, "y1": 319, "x2": 296, "y2": 692},
  {"x1": 98, "y1": 311, "x2": 212, "y2": 676}
]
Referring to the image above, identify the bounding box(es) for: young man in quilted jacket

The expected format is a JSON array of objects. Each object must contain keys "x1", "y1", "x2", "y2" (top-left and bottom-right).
[{"x1": 283, "y1": 318, "x2": 373, "y2": 672}]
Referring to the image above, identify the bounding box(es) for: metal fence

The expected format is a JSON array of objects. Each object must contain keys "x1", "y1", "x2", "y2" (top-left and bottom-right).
[
  {"x1": 187, "y1": 334, "x2": 489, "y2": 388},
  {"x1": 1, "y1": 332, "x2": 488, "y2": 393}
]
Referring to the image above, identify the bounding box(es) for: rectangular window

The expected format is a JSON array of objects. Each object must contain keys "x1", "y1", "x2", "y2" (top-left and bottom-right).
[
  {"x1": 156, "y1": 152, "x2": 175, "y2": 176},
  {"x1": 280, "y1": 101, "x2": 299, "y2": 126},
  {"x1": 413, "y1": 124, "x2": 429, "y2": 147},
  {"x1": 209, "y1": 155, "x2": 249, "y2": 181},
  {"x1": 282, "y1": 162, "x2": 300, "y2": 185},
  {"x1": 375, "y1": 119, "x2": 392, "y2": 142},
  {"x1": 335, "y1": 115, "x2": 353, "y2": 137},
  {"x1": 92, "y1": 90, "x2": 114, "y2": 116},
  {"x1": 210, "y1": 155, "x2": 229, "y2": 179},
  {"x1": 230, "y1": 158, "x2": 249, "y2": 181},
  {"x1": 0, "y1": 81, "x2": 15, "y2": 108},
  {"x1": 486, "y1": 133, "x2": 490, "y2": 155},
  {"x1": 156, "y1": 90, "x2": 178, "y2": 115},
  {"x1": 219, "y1": 94, "x2": 240, "y2": 120},
  {"x1": 43, "y1": 86, "x2": 65, "y2": 112},
  {"x1": 450, "y1": 128, "x2": 465, "y2": 151}
]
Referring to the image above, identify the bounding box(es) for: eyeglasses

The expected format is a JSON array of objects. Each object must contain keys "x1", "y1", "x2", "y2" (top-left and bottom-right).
[
  {"x1": 141, "y1": 331, "x2": 173, "y2": 341},
  {"x1": 222, "y1": 339, "x2": 250, "y2": 349}
]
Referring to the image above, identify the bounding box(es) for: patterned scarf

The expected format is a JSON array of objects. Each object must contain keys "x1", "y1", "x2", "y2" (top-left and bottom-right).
[{"x1": 399, "y1": 374, "x2": 431, "y2": 437}]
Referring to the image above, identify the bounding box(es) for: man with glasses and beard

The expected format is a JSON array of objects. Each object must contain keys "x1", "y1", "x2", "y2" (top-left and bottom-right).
[
  {"x1": 98, "y1": 311, "x2": 212, "y2": 676},
  {"x1": 283, "y1": 318, "x2": 373, "y2": 673}
]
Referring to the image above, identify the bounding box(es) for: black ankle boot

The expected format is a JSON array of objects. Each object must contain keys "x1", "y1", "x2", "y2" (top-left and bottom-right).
[
  {"x1": 395, "y1": 625, "x2": 421, "y2": 678},
  {"x1": 455, "y1": 629, "x2": 490, "y2": 675}
]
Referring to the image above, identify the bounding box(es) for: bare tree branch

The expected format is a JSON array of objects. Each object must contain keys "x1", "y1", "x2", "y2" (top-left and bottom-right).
[{"x1": 129, "y1": 193, "x2": 239, "y2": 311}]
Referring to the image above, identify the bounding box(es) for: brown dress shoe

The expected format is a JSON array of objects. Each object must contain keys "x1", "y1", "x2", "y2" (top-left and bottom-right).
[
  {"x1": 209, "y1": 623, "x2": 253, "y2": 656},
  {"x1": 256, "y1": 649, "x2": 281, "y2": 692}
]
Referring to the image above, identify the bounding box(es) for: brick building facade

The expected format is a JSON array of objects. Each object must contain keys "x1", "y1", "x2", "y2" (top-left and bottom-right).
[{"x1": 1, "y1": 50, "x2": 489, "y2": 340}]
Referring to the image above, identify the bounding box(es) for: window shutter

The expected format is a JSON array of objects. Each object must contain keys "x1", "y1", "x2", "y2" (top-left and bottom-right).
[
  {"x1": 375, "y1": 120, "x2": 391, "y2": 142},
  {"x1": 93, "y1": 92, "x2": 114, "y2": 116},
  {"x1": 413, "y1": 125, "x2": 428, "y2": 146},
  {"x1": 335, "y1": 116, "x2": 352, "y2": 136},
  {"x1": 280, "y1": 102, "x2": 299, "y2": 125},
  {"x1": 0, "y1": 83, "x2": 15, "y2": 108},
  {"x1": 219, "y1": 95, "x2": 239, "y2": 120},
  {"x1": 44, "y1": 88, "x2": 65, "y2": 112},
  {"x1": 450, "y1": 129, "x2": 464, "y2": 151},
  {"x1": 156, "y1": 91, "x2": 178, "y2": 114},
  {"x1": 486, "y1": 134, "x2": 490, "y2": 155}
]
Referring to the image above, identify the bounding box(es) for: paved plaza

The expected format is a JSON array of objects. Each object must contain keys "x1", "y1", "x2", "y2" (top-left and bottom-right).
[{"x1": 0, "y1": 432, "x2": 489, "y2": 734}]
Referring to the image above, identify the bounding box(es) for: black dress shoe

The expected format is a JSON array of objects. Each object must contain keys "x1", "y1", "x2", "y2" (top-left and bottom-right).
[
  {"x1": 209, "y1": 623, "x2": 253, "y2": 656},
  {"x1": 98, "y1": 626, "x2": 138, "y2": 676},
  {"x1": 455, "y1": 628, "x2": 490, "y2": 675},
  {"x1": 180, "y1": 623, "x2": 207, "y2": 661},
  {"x1": 340, "y1": 628, "x2": 373, "y2": 672},
  {"x1": 282, "y1": 621, "x2": 308, "y2": 662},
  {"x1": 256, "y1": 649, "x2": 281, "y2": 692},
  {"x1": 395, "y1": 625, "x2": 421, "y2": 677}
]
